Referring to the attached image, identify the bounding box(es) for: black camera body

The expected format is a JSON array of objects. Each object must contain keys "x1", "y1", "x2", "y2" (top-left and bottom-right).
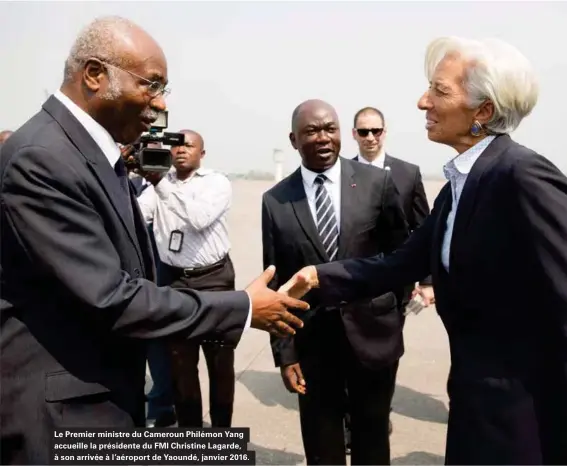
[{"x1": 128, "y1": 111, "x2": 185, "y2": 173}]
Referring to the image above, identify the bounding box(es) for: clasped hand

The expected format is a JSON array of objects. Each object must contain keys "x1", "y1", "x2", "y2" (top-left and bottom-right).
[
  {"x1": 245, "y1": 266, "x2": 311, "y2": 338},
  {"x1": 277, "y1": 265, "x2": 436, "y2": 306}
]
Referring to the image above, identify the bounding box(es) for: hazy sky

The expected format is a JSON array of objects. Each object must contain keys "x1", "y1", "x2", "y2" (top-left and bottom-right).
[{"x1": 2, "y1": 1, "x2": 566, "y2": 176}]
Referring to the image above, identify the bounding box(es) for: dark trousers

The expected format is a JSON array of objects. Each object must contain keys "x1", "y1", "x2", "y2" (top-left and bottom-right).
[
  {"x1": 161, "y1": 256, "x2": 236, "y2": 428},
  {"x1": 298, "y1": 312, "x2": 397, "y2": 465}
]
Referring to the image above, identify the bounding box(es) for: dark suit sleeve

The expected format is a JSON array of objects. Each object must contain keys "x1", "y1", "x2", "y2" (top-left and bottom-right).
[
  {"x1": 2, "y1": 146, "x2": 249, "y2": 345},
  {"x1": 513, "y1": 154, "x2": 567, "y2": 329},
  {"x1": 411, "y1": 167, "x2": 430, "y2": 229},
  {"x1": 262, "y1": 195, "x2": 298, "y2": 367},
  {"x1": 261, "y1": 195, "x2": 279, "y2": 291},
  {"x1": 315, "y1": 192, "x2": 440, "y2": 306},
  {"x1": 412, "y1": 167, "x2": 433, "y2": 286},
  {"x1": 379, "y1": 171, "x2": 410, "y2": 254}
]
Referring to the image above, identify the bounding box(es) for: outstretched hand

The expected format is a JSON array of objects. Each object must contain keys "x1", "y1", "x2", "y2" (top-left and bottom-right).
[
  {"x1": 246, "y1": 266, "x2": 310, "y2": 338},
  {"x1": 278, "y1": 265, "x2": 319, "y2": 299}
]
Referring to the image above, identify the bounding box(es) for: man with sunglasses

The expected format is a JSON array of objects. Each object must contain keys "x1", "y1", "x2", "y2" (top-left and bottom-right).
[
  {"x1": 353, "y1": 107, "x2": 430, "y2": 233},
  {"x1": 0, "y1": 16, "x2": 307, "y2": 465},
  {"x1": 346, "y1": 107, "x2": 433, "y2": 445}
]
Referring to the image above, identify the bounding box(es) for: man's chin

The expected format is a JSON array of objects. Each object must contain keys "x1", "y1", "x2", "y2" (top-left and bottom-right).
[{"x1": 315, "y1": 154, "x2": 338, "y2": 170}]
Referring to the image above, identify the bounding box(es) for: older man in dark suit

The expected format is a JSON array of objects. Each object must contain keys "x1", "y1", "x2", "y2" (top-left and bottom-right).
[{"x1": 0, "y1": 16, "x2": 306, "y2": 465}]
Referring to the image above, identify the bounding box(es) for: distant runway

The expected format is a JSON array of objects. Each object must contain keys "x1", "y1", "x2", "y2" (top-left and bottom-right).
[{"x1": 155, "y1": 178, "x2": 450, "y2": 465}]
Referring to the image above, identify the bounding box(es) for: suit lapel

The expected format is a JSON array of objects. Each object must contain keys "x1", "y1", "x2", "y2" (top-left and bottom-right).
[
  {"x1": 449, "y1": 134, "x2": 510, "y2": 266},
  {"x1": 337, "y1": 160, "x2": 356, "y2": 259},
  {"x1": 430, "y1": 183, "x2": 452, "y2": 279},
  {"x1": 42, "y1": 96, "x2": 145, "y2": 265},
  {"x1": 289, "y1": 169, "x2": 329, "y2": 262}
]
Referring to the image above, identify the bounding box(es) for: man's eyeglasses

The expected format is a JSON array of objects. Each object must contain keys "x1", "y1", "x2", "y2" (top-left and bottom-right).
[
  {"x1": 96, "y1": 59, "x2": 170, "y2": 98},
  {"x1": 356, "y1": 128, "x2": 384, "y2": 137},
  {"x1": 356, "y1": 128, "x2": 384, "y2": 138}
]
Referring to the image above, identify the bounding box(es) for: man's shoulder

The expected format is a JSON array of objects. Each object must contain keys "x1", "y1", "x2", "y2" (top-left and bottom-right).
[
  {"x1": 347, "y1": 157, "x2": 389, "y2": 181},
  {"x1": 386, "y1": 154, "x2": 420, "y2": 172},
  {"x1": 196, "y1": 168, "x2": 230, "y2": 184},
  {"x1": 263, "y1": 169, "x2": 301, "y2": 203},
  {"x1": 1, "y1": 111, "x2": 81, "y2": 182}
]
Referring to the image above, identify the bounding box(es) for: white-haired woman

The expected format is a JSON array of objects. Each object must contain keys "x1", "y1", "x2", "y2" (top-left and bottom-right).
[{"x1": 281, "y1": 37, "x2": 567, "y2": 465}]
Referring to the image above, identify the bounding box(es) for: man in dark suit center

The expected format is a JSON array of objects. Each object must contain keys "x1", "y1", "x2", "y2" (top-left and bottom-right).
[
  {"x1": 262, "y1": 99, "x2": 410, "y2": 464},
  {"x1": 0, "y1": 16, "x2": 308, "y2": 465}
]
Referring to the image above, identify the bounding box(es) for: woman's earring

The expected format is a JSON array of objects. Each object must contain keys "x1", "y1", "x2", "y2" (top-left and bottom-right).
[{"x1": 470, "y1": 120, "x2": 483, "y2": 137}]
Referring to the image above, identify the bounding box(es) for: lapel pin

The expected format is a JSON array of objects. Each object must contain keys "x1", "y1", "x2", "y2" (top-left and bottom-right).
[
  {"x1": 351, "y1": 183, "x2": 356, "y2": 188},
  {"x1": 385, "y1": 166, "x2": 391, "y2": 171}
]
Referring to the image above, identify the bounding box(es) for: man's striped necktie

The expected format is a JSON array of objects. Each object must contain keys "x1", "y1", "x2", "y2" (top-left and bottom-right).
[{"x1": 314, "y1": 174, "x2": 339, "y2": 261}]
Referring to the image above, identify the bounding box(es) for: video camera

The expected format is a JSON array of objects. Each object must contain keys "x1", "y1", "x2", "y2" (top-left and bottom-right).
[{"x1": 127, "y1": 111, "x2": 185, "y2": 173}]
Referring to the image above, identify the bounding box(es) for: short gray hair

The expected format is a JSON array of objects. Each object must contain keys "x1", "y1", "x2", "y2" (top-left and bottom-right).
[
  {"x1": 63, "y1": 16, "x2": 137, "y2": 82},
  {"x1": 424, "y1": 36, "x2": 539, "y2": 134}
]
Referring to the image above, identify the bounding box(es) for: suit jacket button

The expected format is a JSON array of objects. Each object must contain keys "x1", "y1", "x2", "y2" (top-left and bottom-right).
[
  {"x1": 133, "y1": 268, "x2": 141, "y2": 277},
  {"x1": 340, "y1": 301, "x2": 347, "y2": 305}
]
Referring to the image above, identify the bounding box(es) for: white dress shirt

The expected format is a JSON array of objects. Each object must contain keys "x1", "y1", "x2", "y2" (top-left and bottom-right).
[
  {"x1": 137, "y1": 167, "x2": 232, "y2": 268},
  {"x1": 52, "y1": 90, "x2": 251, "y2": 329},
  {"x1": 356, "y1": 148, "x2": 386, "y2": 169},
  {"x1": 441, "y1": 135, "x2": 496, "y2": 271},
  {"x1": 300, "y1": 157, "x2": 342, "y2": 232}
]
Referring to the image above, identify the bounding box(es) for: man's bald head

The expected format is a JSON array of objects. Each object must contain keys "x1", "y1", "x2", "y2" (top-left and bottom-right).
[
  {"x1": 0, "y1": 130, "x2": 13, "y2": 144},
  {"x1": 59, "y1": 15, "x2": 168, "y2": 145},
  {"x1": 178, "y1": 129, "x2": 204, "y2": 150},
  {"x1": 289, "y1": 99, "x2": 341, "y2": 173},
  {"x1": 291, "y1": 99, "x2": 339, "y2": 134},
  {"x1": 171, "y1": 129, "x2": 206, "y2": 177},
  {"x1": 63, "y1": 16, "x2": 163, "y2": 83}
]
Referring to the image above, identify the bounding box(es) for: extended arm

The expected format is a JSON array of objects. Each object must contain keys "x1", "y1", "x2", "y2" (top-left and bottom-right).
[
  {"x1": 310, "y1": 186, "x2": 451, "y2": 305},
  {"x1": 2, "y1": 147, "x2": 306, "y2": 344},
  {"x1": 315, "y1": 214, "x2": 433, "y2": 305}
]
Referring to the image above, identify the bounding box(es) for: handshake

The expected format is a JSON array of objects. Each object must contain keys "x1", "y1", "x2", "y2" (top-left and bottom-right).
[
  {"x1": 244, "y1": 265, "x2": 317, "y2": 337},
  {"x1": 247, "y1": 264, "x2": 435, "y2": 337}
]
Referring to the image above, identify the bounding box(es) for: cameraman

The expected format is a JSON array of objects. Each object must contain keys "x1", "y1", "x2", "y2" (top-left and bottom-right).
[{"x1": 136, "y1": 129, "x2": 238, "y2": 428}]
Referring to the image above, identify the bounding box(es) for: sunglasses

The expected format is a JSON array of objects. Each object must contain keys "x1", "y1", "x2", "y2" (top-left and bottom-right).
[{"x1": 356, "y1": 128, "x2": 384, "y2": 137}]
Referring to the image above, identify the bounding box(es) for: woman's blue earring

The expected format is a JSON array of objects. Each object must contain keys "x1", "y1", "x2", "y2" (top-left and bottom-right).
[{"x1": 470, "y1": 120, "x2": 483, "y2": 137}]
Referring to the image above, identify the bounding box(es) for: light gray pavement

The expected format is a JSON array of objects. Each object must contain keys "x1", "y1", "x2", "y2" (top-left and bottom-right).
[{"x1": 148, "y1": 179, "x2": 450, "y2": 465}]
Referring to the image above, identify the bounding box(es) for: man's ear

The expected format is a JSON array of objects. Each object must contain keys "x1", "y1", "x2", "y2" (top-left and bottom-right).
[
  {"x1": 83, "y1": 59, "x2": 106, "y2": 93},
  {"x1": 289, "y1": 132, "x2": 297, "y2": 150}
]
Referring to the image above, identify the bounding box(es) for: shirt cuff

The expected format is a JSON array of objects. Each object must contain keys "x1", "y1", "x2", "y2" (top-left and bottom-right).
[
  {"x1": 244, "y1": 291, "x2": 252, "y2": 331},
  {"x1": 154, "y1": 176, "x2": 173, "y2": 200}
]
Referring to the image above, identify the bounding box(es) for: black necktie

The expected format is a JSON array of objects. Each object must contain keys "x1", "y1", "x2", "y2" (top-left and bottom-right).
[{"x1": 114, "y1": 158, "x2": 134, "y2": 221}]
